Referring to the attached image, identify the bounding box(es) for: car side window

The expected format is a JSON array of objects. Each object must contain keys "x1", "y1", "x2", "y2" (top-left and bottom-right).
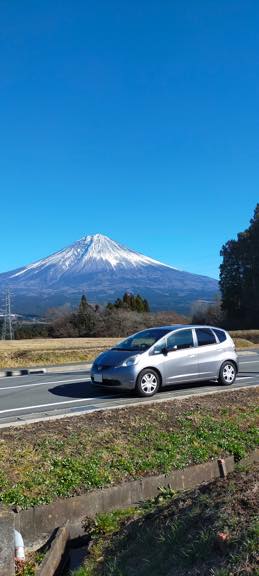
[
  {"x1": 213, "y1": 329, "x2": 227, "y2": 343},
  {"x1": 196, "y1": 328, "x2": 216, "y2": 346},
  {"x1": 167, "y1": 329, "x2": 194, "y2": 351}
]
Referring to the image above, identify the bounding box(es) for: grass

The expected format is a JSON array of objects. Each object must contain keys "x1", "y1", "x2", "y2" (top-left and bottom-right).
[
  {"x1": 70, "y1": 464, "x2": 259, "y2": 576},
  {"x1": 0, "y1": 337, "x2": 119, "y2": 368},
  {"x1": 232, "y1": 337, "x2": 257, "y2": 348},
  {"x1": 230, "y1": 329, "x2": 259, "y2": 344},
  {"x1": 16, "y1": 547, "x2": 47, "y2": 575},
  {"x1": 0, "y1": 388, "x2": 258, "y2": 509}
]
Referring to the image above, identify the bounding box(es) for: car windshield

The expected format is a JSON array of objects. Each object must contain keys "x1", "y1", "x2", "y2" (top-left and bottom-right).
[{"x1": 113, "y1": 329, "x2": 171, "y2": 352}]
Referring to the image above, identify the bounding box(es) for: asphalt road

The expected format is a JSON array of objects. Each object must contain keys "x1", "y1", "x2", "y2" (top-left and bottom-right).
[{"x1": 0, "y1": 351, "x2": 258, "y2": 427}]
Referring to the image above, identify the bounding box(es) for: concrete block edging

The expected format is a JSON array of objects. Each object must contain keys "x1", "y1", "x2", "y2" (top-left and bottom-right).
[{"x1": 35, "y1": 524, "x2": 69, "y2": 576}]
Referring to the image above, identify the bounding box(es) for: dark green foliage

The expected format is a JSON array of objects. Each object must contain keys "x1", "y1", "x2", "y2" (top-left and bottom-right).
[
  {"x1": 77, "y1": 294, "x2": 96, "y2": 336},
  {"x1": 14, "y1": 323, "x2": 49, "y2": 339},
  {"x1": 220, "y1": 204, "x2": 259, "y2": 328},
  {"x1": 78, "y1": 294, "x2": 88, "y2": 315},
  {"x1": 107, "y1": 292, "x2": 150, "y2": 313}
]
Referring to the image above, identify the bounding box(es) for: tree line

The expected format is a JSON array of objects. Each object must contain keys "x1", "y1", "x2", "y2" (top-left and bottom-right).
[{"x1": 14, "y1": 294, "x2": 186, "y2": 339}]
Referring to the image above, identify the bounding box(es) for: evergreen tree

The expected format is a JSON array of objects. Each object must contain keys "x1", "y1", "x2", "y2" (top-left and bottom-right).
[
  {"x1": 220, "y1": 204, "x2": 259, "y2": 327},
  {"x1": 77, "y1": 294, "x2": 95, "y2": 336},
  {"x1": 78, "y1": 294, "x2": 88, "y2": 315},
  {"x1": 135, "y1": 294, "x2": 144, "y2": 312},
  {"x1": 106, "y1": 293, "x2": 150, "y2": 314}
]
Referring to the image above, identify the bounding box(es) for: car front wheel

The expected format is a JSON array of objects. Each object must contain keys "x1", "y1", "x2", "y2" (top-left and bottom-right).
[
  {"x1": 218, "y1": 361, "x2": 237, "y2": 385},
  {"x1": 136, "y1": 369, "x2": 160, "y2": 397}
]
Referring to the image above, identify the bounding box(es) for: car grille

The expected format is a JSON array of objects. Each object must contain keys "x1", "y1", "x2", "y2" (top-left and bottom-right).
[
  {"x1": 102, "y1": 379, "x2": 121, "y2": 386},
  {"x1": 96, "y1": 365, "x2": 111, "y2": 371},
  {"x1": 91, "y1": 377, "x2": 121, "y2": 386}
]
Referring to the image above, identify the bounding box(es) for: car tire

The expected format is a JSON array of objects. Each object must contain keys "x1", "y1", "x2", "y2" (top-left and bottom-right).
[
  {"x1": 136, "y1": 369, "x2": 160, "y2": 397},
  {"x1": 218, "y1": 361, "x2": 237, "y2": 386}
]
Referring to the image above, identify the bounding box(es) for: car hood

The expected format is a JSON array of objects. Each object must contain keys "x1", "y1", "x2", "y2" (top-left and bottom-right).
[{"x1": 93, "y1": 349, "x2": 144, "y2": 368}]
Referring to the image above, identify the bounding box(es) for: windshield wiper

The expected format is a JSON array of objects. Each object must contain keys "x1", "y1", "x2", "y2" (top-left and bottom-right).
[{"x1": 111, "y1": 347, "x2": 134, "y2": 351}]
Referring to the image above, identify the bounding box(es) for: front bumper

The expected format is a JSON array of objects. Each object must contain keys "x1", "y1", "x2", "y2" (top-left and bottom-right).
[{"x1": 90, "y1": 364, "x2": 137, "y2": 391}]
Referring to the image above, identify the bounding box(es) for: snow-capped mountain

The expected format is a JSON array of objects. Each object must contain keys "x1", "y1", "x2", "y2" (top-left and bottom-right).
[{"x1": 0, "y1": 234, "x2": 218, "y2": 314}]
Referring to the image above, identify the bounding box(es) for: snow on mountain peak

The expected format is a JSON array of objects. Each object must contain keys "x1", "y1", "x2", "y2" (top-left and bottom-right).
[
  {"x1": 9, "y1": 234, "x2": 179, "y2": 280},
  {"x1": 76, "y1": 234, "x2": 178, "y2": 270}
]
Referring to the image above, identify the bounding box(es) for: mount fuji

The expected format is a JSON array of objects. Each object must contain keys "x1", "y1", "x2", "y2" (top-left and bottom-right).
[{"x1": 0, "y1": 234, "x2": 218, "y2": 314}]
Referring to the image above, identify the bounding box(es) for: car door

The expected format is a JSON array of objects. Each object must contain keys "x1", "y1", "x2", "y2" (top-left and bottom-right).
[
  {"x1": 163, "y1": 328, "x2": 199, "y2": 385},
  {"x1": 195, "y1": 327, "x2": 222, "y2": 379}
]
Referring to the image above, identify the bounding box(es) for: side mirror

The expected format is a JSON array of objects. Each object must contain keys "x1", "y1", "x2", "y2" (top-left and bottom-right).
[
  {"x1": 167, "y1": 345, "x2": 178, "y2": 353},
  {"x1": 161, "y1": 346, "x2": 168, "y2": 356}
]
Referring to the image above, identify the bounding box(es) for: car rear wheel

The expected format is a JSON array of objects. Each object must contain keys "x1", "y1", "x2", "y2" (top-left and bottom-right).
[
  {"x1": 218, "y1": 361, "x2": 237, "y2": 385},
  {"x1": 136, "y1": 369, "x2": 160, "y2": 397}
]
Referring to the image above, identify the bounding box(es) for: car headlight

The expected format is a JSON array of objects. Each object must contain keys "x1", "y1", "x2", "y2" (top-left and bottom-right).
[{"x1": 121, "y1": 355, "x2": 140, "y2": 367}]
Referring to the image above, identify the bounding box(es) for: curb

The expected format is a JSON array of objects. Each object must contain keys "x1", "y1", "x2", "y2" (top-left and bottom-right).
[
  {"x1": 14, "y1": 449, "x2": 259, "y2": 548},
  {"x1": 0, "y1": 507, "x2": 15, "y2": 576},
  {"x1": 0, "y1": 364, "x2": 92, "y2": 378},
  {"x1": 0, "y1": 369, "x2": 47, "y2": 378}
]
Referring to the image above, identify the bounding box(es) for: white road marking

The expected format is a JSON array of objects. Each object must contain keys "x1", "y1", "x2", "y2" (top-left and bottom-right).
[
  {"x1": 236, "y1": 376, "x2": 254, "y2": 380},
  {"x1": 0, "y1": 377, "x2": 91, "y2": 391},
  {"x1": 0, "y1": 396, "x2": 116, "y2": 415},
  {"x1": 239, "y1": 360, "x2": 259, "y2": 364}
]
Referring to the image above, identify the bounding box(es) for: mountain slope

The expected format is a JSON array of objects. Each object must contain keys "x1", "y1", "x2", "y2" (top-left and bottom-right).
[{"x1": 0, "y1": 234, "x2": 218, "y2": 314}]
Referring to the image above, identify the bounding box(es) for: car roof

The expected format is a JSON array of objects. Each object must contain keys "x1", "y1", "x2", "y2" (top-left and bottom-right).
[{"x1": 144, "y1": 324, "x2": 226, "y2": 332}]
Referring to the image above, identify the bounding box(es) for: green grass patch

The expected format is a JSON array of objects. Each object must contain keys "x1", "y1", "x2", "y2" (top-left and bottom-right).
[{"x1": 0, "y1": 389, "x2": 258, "y2": 509}]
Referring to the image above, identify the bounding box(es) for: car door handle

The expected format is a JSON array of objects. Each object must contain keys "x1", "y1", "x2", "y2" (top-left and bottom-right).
[{"x1": 188, "y1": 354, "x2": 196, "y2": 358}]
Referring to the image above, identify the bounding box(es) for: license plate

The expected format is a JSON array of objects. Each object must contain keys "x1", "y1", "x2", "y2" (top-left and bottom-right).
[{"x1": 94, "y1": 374, "x2": 103, "y2": 383}]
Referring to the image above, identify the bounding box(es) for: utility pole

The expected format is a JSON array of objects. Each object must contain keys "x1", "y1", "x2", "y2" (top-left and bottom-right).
[{"x1": 1, "y1": 289, "x2": 14, "y2": 340}]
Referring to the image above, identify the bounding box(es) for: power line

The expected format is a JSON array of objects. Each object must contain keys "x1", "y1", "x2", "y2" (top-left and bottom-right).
[{"x1": 1, "y1": 289, "x2": 14, "y2": 340}]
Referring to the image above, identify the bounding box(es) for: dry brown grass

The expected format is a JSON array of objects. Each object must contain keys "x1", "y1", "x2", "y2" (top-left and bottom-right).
[
  {"x1": 0, "y1": 338, "x2": 120, "y2": 368},
  {"x1": 0, "y1": 337, "x2": 119, "y2": 352},
  {"x1": 230, "y1": 330, "x2": 259, "y2": 344},
  {"x1": 233, "y1": 338, "x2": 257, "y2": 348}
]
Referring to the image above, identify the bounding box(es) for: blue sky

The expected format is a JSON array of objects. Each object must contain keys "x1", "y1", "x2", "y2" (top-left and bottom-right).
[{"x1": 0, "y1": 0, "x2": 258, "y2": 278}]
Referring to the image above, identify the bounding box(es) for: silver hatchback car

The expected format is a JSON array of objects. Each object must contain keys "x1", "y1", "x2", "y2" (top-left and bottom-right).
[{"x1": 91, "y1": 325, "x2": 239, "y2": 397}]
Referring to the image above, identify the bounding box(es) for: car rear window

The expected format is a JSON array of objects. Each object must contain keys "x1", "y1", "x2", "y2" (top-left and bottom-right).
[
  {"x1": 213, "y1": 329, "x2": 227, "y2": 343},
  {"x1": 196, "y1": 328, "x2": 216, "y2": 346}
]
